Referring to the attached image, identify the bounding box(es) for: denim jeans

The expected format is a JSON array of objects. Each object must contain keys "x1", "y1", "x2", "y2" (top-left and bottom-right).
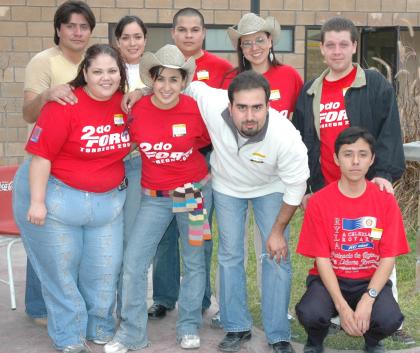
[
  {"x1": 18, "y1": 160, "x2": 48, "y2": 319},
  {"x1": 25, "y1": 257, "x2": 47, "y2": 318},
  {"x1": 152, "y1": 210, "x2": 213, "y2": 310},
  {"x1": 13, "y1": 160, "x2": 125, "y2": 349},
  {"x1": 152, "y1": 149, "x2": 213, "y2": 310},
  {"x1": 116, "y1": 155, "x2": 142, "y2": 317},
  {"x1": 214, "y1": 190, "x2": 291, "y2": 344},
  {"x1": 114, "y1": 181, "x2": 212, "y2": 349}
]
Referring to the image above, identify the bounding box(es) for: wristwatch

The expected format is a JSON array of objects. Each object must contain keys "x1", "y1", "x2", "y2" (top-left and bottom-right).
[{"x1": 366, "y1": 288, "x2": 378, "y2": 299}]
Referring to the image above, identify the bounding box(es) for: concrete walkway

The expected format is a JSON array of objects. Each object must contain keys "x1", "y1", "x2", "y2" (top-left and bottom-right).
[{"x1": 0, "y1": 241, "x2": 419, "y2": 353}]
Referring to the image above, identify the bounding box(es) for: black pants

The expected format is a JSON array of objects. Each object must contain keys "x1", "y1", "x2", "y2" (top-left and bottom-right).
[{"x1": 295, "y1": 275, "x2": 403, "y2": 347}]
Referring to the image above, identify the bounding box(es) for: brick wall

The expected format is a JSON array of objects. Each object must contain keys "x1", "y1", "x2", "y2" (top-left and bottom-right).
[{"x1": 1, "y1": 0, "x2": 419, "y2": 165}]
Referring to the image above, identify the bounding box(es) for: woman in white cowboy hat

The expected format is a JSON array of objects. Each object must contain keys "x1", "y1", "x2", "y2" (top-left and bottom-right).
[
  {"x1": 222, "y1": 13, "x2": 302, "y2": 120},
  {"x1": 105, "y1": 44, "x2": 212, "y2": 353}
]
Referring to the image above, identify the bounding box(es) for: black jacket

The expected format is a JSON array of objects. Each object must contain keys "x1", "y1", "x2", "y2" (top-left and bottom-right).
[{"x1": 293, "y1": 64, "x2": 405, "y2": 193}]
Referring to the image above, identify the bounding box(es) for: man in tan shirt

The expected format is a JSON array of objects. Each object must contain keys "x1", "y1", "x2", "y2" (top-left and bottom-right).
[{"x1": 22, "y1": 0, "x2": 95, "y2": 325}]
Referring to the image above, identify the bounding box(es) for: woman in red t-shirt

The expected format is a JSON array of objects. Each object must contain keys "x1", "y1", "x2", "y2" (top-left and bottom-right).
[
  {"x1": 222, "y1": 13, "x2": 303, "y2": 120},
  {"x1": 106, "y1": 45, "x2": 211, "y2": 353},
  {"x1": 13, "y1": 44, "x2": 130, "y2": 353}
]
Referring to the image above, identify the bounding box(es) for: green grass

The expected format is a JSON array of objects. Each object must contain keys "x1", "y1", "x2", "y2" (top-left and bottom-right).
[{"x1": 210, "y1": 210, "x2": 420, "y2": 350}]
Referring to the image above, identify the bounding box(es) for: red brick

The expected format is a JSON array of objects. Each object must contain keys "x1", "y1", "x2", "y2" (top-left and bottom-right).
[
  {"x1": 11, "y1": 6, "x2": 41, "y2": 21},
  {"x1": 296, "y1": 11, "x2": 315, "y2": 25},
  {"x1": 1, "y1": 83, "x2": 24, "y2": 98},
  {"x1": 229, "y1": 0, "x2": 249, "y2": 10},
  {"x1": 13, "y1": 37, "x2": 43, "y2": 52},
  {"x1": 5, "y1": 142, "x2": 25, "y2": 156},
  {"x1": 145, "y1": 0, "x2": 172, "y2": 7},
  {"x1": 215, "y1": 10, "x2": 242, "y2": 24},
  {"x1": 284, "y1": 0, "x2": 302, "y2": 10},
  {"x1": 174, "y1": 0, "x2": 201, "y2": 8},
  {"x1": 367, "y1": 12, "x2": 393, "y2": 26},
  {"x1": 382, "y1": 0, "x2": 406, "y2": 11},
  {"x1": 5, "y1": 113, "x2": 27, "y2": 128},
  {"x1": 202, "y1": 0, "x2": 229, "y2": 9},
  {"x1": 0, "y1": 5, "x2": 10, "y2": 19},
  {"x1": 355, "y1": 0, "x2": 381, "y2": 11},
  {"x1": 407, "y1": 0, "x2": 420, "y2": 11},
  {"x1": 116, "y1": 0, "x2": 145, "y2": 6},
  {"x1": 87, "y1": 0, "x2": 115, "y2": 7},
  {"x1": 330, "y1": 0, "x2": 355, "y2": 11},
  {"x1": 270, "y1": 11, "x2": 296, "y2": 25},
  {"x1": 0, "y1": 21, "x2": 27, "y2": 36},
  {"x1": 27, "y1": 0, "x2": 55, "y2": 5},
  {"x1": 0, "y1": 37, "x2": 12, "y2": 51},
  {"x1": 129, "y1": 8, "x2": 158, "y2": 22},
  {"x1": 303, "y1": 0, "x2": 328, "y2": 11},
  {"x1": 261, "y1": 0, "x2": 285, "y2": 10}
]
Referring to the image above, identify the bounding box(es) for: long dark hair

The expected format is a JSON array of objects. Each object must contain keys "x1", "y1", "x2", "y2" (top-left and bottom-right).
[
  {"x1": 114, "y1": 15, "x2": 147, "y2": 40},
  {"x1": 236, "y1": 32, "x2": 280, "y2": 73},
  {"x1": 69, "y1": 44, "x2": 127, "y2": 93}
]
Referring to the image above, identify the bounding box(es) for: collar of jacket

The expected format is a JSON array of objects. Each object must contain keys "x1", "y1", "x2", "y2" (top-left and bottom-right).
[
  {"x1": 221, "y1": 107, "x2": 270, "y2": 147},
  {"x1": 306, "y1": 63, "x2": 367, "y2": 139}
]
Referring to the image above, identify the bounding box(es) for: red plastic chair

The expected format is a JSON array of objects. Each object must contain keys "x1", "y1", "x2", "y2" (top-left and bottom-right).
[{"x1": 0, "y1": 164, "x2": 21, "y2": 310}]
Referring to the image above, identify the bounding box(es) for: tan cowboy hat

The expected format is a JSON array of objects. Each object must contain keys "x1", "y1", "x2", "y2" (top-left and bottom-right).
[
  {"x1": 140, "y1": 44, "x2": 196, "y2": 88},
  {"x1": 227, "y1": 13, "x2": 281, "y2": 49}
]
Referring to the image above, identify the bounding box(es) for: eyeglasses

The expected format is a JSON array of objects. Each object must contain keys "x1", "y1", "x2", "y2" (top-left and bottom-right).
[{"x1": 240, "y1": 36, "x2": 268, "y2": 49}]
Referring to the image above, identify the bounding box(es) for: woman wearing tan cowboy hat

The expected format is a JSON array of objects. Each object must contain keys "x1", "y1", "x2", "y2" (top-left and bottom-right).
[
  {"x1": 222, "y1": 13, "x2": 302, "y2": 121},
  {"x1": 104, "y1": 44, "x2": 212, "y2": 353}
]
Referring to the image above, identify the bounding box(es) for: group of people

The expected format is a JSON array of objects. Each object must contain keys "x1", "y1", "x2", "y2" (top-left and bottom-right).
[{"x1": 12, "y1": 2, "x2": 410, "y2": 353}]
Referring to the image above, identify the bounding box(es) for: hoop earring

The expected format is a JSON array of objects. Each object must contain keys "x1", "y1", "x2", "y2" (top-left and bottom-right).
[{"x1": 242, "y1": 55, "x2": 246, "y2": 68}]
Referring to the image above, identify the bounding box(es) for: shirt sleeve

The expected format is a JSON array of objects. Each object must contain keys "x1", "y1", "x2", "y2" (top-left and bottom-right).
[
  {"x1": 296, "y1": 197, "x2": 331, "y2": 258},
  {"x1": 274, "y1": 115, "x2": 310, "y2": 205},
  {"x1": 25, "y1": 102, "x2": 71, "y2": 161},
  {"x1": 183, "y1": 81, "x2": 229, "y2": 127},
  {"x1": 291, "y1": 69, "x2": 303, "y2": 113},
  {"x1": 24, "y1": 54, "x2": 52, "y2": 94},
  {"x1": 378, "y1": 194, "x2": 410, "y2": 257}
]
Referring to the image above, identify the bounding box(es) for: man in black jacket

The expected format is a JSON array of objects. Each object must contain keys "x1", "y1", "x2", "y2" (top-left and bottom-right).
[
  {"x1": 293, "y1": 16, "x2": 404, "y2": 203},
  {"x1": 293, "y1": 16, "x2": 412, "y2": 345}
]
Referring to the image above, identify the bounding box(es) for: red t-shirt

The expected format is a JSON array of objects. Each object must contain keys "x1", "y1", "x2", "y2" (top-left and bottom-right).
[
  {"x1": 297, "y1": 181, "x2": 409, "y2": 280},
  {"x1": 193, "y1": 50, "x2": 233, "y2": 88},
  {"x1": 320, "y1": 67, "x2": 356, "y2": 183},
  {"x1": 130, "y1": 94, "x2": 210, "y2": 190},
  {"x1": 26, "y1": 88, "x2": 130, "y2": 193},
  {"x1": 221, "y1": 65, "x2": 303, "y2": 118}
]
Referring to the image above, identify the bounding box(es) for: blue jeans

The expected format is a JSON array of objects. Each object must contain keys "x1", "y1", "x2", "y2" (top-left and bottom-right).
[
  {"x1": 114, "y1": 181, "x2": 212, "y2": 349},
  {"x1": 16, "y1": 160, "x2": 48, "y2": 319},
  {"x1": 117, "y1": 155, "x2": 142, "y2": 317},
  {"x1": 25, "y1": 257, "x2": 47, "y2": 318},
  {"x1": 152, "y1": 149, "x2": 213, "y2": 310},
  {"x1": 13, "y1": 160, "x2": 125, "y2": 349},
  {"x1": 152, "y1": 211, "x2": 213, "y2": 310},
  {"x1": 214, "y1": 190, "x2": 291, "y2": 344}
]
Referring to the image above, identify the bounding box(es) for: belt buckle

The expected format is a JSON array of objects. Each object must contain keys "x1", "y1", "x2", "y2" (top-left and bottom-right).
[{"x1": 118, "y1": 176, "x2": 128, "y2": 191}]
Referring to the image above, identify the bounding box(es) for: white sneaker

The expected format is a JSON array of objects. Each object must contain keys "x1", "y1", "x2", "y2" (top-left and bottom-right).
[
  {"x1": 62, "y1": 344, "x2": 90, "y2": 353},
  {"x1": 103, "y1": 340, "x2": 128, "y2": 353},
  {"x1": 180, "y1": 334, "x2": 200, "y2": 349},
  {"x1": 92, "y1": 339, "x2": 109, "y2": 345}
]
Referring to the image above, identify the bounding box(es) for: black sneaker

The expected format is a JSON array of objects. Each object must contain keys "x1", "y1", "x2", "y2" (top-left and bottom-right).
[
  {"x1": 390, "y1": 329, "x2": 415, "y2": 345},
  {"x1": 272, "y1": 341, "x2": 295, "y2": 353},
  {"x1": 303, "y1": 343, "x2": 324, "y2": 353},
  {"x1": 364, "y1": 341, "x2": 385, "y2": 353},
  {"x1": 147, "y1": 303, "x2": 169, "y2": 319},
  {"x1": 217, "y1": 331, "x2": 251, "y2": 352}
]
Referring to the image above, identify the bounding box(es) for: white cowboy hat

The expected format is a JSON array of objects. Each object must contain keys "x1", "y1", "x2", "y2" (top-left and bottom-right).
[
  {"x1": 140, "y1": 44, "x2": 196, "y2": 88},
  {"x1": 227, "y1": 13, "x2": 281, "y2": 49}
]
